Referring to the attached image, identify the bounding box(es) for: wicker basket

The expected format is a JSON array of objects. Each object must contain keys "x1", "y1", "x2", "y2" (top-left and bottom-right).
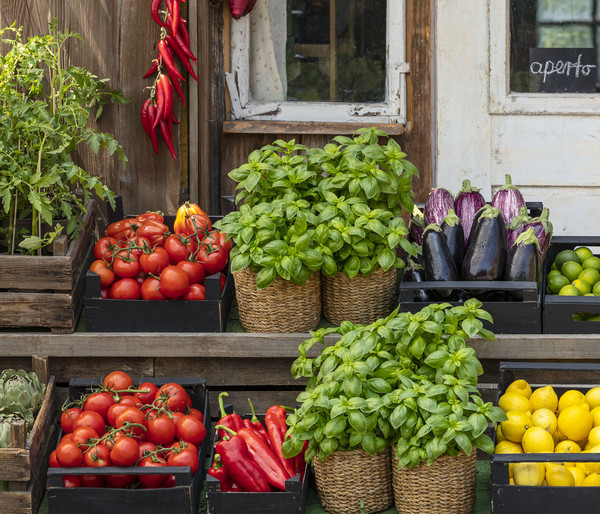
[
  {"x1": 233, "y1": 267, "x2": 321, "y2": 332},
  {"x1": 313, "y1": 448, "x2": 393, "y2": 514},
  {"x1": 391, "y1": 449, "x2": 477, "y2": 514},
  {"x1": 322, "y1": 267, "x2": 397, "y2": 325}
]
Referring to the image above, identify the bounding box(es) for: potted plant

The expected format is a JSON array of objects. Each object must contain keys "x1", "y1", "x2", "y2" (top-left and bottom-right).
[
  {"x1": 283, "y1": 298, "x2": 505, "y2": 513},
  {"x1": 309, "y1": 127, "x2": 419, "y2": 325},
  {"x1": 0, "y1": 20, "x2": 128, "y2": 255}
]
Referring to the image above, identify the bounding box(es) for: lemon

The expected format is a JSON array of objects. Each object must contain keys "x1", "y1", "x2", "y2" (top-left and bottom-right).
[
  {"x1": 588, "y1": 426, "x2": 600, "y2": 448},
  {"x1": 494, "y1": 440, "x2": 524, "y2": 454},
  {"x1": 582, "y1": 473, "x2": 600, "y2": 486},
  {"x1": 554, "y1": 440, "x2": 582, "y2": 453},
  {"x1": 555, "y1": 249, "x2": 580, "y2": 269},
  {"x1": 572, "y1": 279, "x2": 592, "y2": 295},
  {"x1": 583, "y1": 256, "x2": 600, "y2": 271},
  {"x1": 594, "y1": 281, "x2": 600, "y2": 296},
  {"x1": 531, "y1": 408, "x2": 558, "y2": 435},
  {"x1": 501, "y1": 410, "x2": 533, "y2": 443},
  {"x1": 586, "y1": 387, "x2": 600, "y2": 409},
  {"x1": 585, "y1": 445, "x2": 600, "y2": 474},
  {"x1": 568, "y1": 466, "x2": 587, "y2": 486},
  {"x1": 559, "y1": 285, "x2": 581, "y2": 296},
  {"x1": 575, "y1": 247, "x2": 594, "y2": 262},
  {"x1": 496, "y1": 424, "x2": 506, "y2": 443},
  {"x1": 512, "y1": 462, "x2": 546, "y2": 486},
  {"x1": 558, "y1": 389, "x2": 587, "y2": 413},
  {"x1": 522, "y1": 426, "x2": 555, "y2": 453},
  {"x1": 545, "y1": 463, "x2": 576, "y2": 486},
  {"x1": 547, "y1": 274, "x2": 570, "y2": 294},
  {"x1": 558, "y1": 404, "x2": 593, "y2": 441},
  {"x1": 498, "y1": 392, "x2": 532, "y2": 413},
  {"x1": 505, "y1": 379, "x2": 532, "y2": 399},
  {"x1": 579, "y1": 268, "x2": 600, "y2": 286},
  {"x1": 591, "y1": 406, "x2": 600, "y2": 426},
  {"x1": 530, "y1": 385, "x2": 559, "y2": 413}
]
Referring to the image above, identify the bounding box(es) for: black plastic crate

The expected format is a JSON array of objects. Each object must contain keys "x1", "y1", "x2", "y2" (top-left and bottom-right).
[
  {"x1": 47, "y1": 377, "x2": 211, "y2": 514},
  {"x1": 491, "y1": 361, "x2": 600, "y2": 513},
  {"x1": 543, "y1": 236, "x2": 600, "y2": 334}
]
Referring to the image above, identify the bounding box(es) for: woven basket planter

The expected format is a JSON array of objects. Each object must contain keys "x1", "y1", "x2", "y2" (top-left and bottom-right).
[
  {"x1": 391, "y1": 449, "x2": 477, "y2": 514},
  {"x1": 233, "y1": 267, "x2": 321, "y2": 332},
  {"x1": 313, "y1": 448, "x2": 393, "y2": 514},
  {"x1": 322, "y1": 267, "x2": 397, "y2": 326}
]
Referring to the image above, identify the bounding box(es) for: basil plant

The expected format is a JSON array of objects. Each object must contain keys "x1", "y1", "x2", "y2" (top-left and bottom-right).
[{"x1": 283, "y1": 299, "x2": 507, "y2": 467}]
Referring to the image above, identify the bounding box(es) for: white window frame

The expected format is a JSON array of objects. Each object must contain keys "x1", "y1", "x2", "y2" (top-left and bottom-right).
[
  {"x1": 489, "y1": 0, "x2": 600, "y2": 115},
  {"x1": 226, "y1": 0, "x2": 409, "y2": 124}
]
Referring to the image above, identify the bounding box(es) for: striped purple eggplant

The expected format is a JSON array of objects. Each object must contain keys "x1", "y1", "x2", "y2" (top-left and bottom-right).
[
  {"x1": 491, "y1": 174, "x2": 526, "y2": 227},
  {"x1": 424, "y1": 187, "x2": 455, "y2": 227},
  {"x1": 454, "y1": 179, "x2": 486, "y2": 246},
  {"x1": 506, "y1": 205, "x2": 531, "y2": 249},
  {"x1": 524, "y1": 207, "x2": 553, "y2": 264},
  {"x1": 408, "y1": 206, "x2": 425, "y2": 246}
]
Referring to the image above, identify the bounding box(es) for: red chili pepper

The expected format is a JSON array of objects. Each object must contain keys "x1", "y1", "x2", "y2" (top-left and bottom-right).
[
  {"x1": 216, "y1": 392, "x2": 245, "y2": 439},
  {"x1": 141, "y1": 98, "x2": 153, "y2": 139},
  {"x1": 264, "y1": 405, "x2": 296, "y2": 477},
  {"x1": 158, "y1": 117, "x2": 177, "y2": 160},
  {"x1": 170, "y1": 0, "x2": 180, "y2": 38},
  {"x1": 164, "y1": 50, "x2": 186, "y2": 104},
  {"x1": 158, "y1": 74, "x2": 173, "y2": 124},
  {"x1": 146, "y1": 103, "x2": 160, "y2": 154},
  {"x1": 165, "y1": 34, "x2": 198, "y2": 82},
  {"x1": 152, "y1": 76, "x2": 165, "y2": 132},
  {"x1": 292, "y1": 439, "x2": 308, "y2": 483},
  {"x1": 208, "y1": 455, "x2": 235, "y2": 492},
  {"x1": 158, "y1": 39, "x2": 185, "y2": 83},
  {"x1": 150, "y1": 0, "x2": 167, "y2": 27},
  {"x1": 178, "y1": 16, "x2": 191, "y2": 52},
  {"x1": 218, "y1": 425, "x2": 291, "y2": 491},
  {"x1": 214, "y1": 427, "x2": 270, "y2": 492},
  {"x1": 143, "y1": 60, "x2": 159, "y2": 79},
  {"x1": 247, "y1": 398, "x2": 270, "y2": 442},
  {"x1": 167, "y1": 15, "x2": 196, "y2": 63}
]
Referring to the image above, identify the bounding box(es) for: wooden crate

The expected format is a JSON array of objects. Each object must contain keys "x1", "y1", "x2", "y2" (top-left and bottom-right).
[
  {"x1": 0, "y1": 201, "x2": 97, "y2": 333},
  {"x1": 0, "y1": 356, "x2": 57, "y2": 514}
]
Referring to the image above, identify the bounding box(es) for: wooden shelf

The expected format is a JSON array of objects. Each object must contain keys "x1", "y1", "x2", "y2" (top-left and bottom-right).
[{"x1": 223, "y1": 120, "x2": 411, "y2": 135}]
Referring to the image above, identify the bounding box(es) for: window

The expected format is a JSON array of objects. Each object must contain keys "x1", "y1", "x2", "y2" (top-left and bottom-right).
[{"x1": 226, "y1": 0, "x2": 408, "y2": 124}]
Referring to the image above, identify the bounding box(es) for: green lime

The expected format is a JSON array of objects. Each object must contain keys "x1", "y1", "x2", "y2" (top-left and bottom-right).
[
  {"x1": 548, "y1": 269, "x2": 563, "y2": 279},
  {"x1": 561, "y1": 261, "x2": 584, "y2": 283},
  {"x1": 572, "y1": 279, "x2": 592, "y2": 295},
  {"x1": 551, "y1": 262, "x2": 558, "y2": 271},
  {"x1": 579, "y1": 268, "x2": 600, "y2": 286},
  {"x1": 587, "y1": 314, "x2": 600, "y2": 321},
  {"x1": 575, "y1": 247, "x2": 594, "y2": 262},
  {"x1": 559, "y1": 285, "x2": 581, "y2": 296},
  {"x1": 572, "y1": 313, "x2": 583, "y2": 321},
  {"x1": 554, "y1": 249, "x2": 581, "y2": 269},
  {"x1": 547, "y1": 274, "x2": 570, "y2": 294},
  {"x1": 593, "y1": 281, "x2": 600, "y2": 296},
  {"x1": 583, "y1": 256, "x2": 600, "y2": 271}
]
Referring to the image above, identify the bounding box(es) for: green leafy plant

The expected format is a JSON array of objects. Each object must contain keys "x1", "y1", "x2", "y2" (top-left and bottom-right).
[
  {"x1": 0, "y1": 20, "x2": 128, "y2": 254},
  {"x1": 283, "y1": 299, "x2": 506, "y2": 467}
]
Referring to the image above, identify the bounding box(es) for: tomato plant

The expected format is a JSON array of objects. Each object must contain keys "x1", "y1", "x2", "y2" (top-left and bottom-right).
[
  {"x1": 109, "y1": 278, "x2": 141, "y2": 299},
  {"x1": 159, "y1": 266, "x2": 190, "y2": 299},
  {"x1": 89, "y1": 260, "x2": 115, "y2": 288}
]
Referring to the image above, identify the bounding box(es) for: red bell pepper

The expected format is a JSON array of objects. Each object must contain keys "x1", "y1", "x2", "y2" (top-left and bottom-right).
[
  {"x1": 208, "y1": 455, "x2": 235, "y2": 492},
  {"x1": 214, "y1": 426, "x2": 270, "y2": 492},
  {"x1": 247, "y1": 398, "x2": 270, "y2": 442},
  {"x1": 264, "y1": 405, "x2": 296, "y2": 478},
  {"x1": 292, "y1": 440, "x2": 308, "y2": 483},
  {"x1": 216, "y1": 392, "x2": 245, "y2": 439}
]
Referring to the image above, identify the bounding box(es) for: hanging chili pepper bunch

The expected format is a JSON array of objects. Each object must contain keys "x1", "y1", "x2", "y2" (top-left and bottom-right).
[
  {"x1": 208, "y1": 393, "x2": 308, "y2": 492},
  {"x1": 209, "y1": 0, "x2": 257, "y2": 20},
  {"x1": 142, "y1": 0, "x2": 199, "y2": 160}
]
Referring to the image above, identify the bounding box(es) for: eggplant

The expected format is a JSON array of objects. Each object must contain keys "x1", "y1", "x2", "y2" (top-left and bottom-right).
[
  {"x1": 454, "y1": 179, "x2": 486, "y2": 246},
  {"x1": 461, "y1": 205, "x2": 507, "y2": 281},
  {"x1": 403, "y1": 259, "x2": 431, "y2": 302},
  {"x1": 524, "y1": 207, "x2": 553, "y2": 264},
  {"x1": 424, "y1": 188, "x2": 455, "y2": 227},
  {"x1": 408, "y1": 205, "x2": 425, "y2": 246},
  {"x1": 491, "y1": 174, "x2": 526, "y2": 227},
  {"x1": 423, "y1": 223, "x2": 460, "y2": 299},
  {"x1": 504, "y1": 228, "x2": 541, "y2": 300},
  {"x1": 441, "y1": 209, "x2": 464, "y2": 271},
  {"x1": 506, "y1": 205, "x2": 531, "y2": 249}
]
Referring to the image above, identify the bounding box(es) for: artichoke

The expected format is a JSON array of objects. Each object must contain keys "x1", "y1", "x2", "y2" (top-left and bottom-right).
[
  {"x1": 0, "y1": 370, "x2": 46, "y2": 432},
  {"x1": 0, "y1": 414, "x2": 26, "y2": 448}
]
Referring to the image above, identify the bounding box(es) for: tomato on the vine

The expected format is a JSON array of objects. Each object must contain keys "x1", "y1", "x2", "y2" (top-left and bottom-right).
[
  {"x1": 159, "y1": 266, "x2": 190, "y2": 299},
  {"x1": 55, "y1": 440, "x2": 84, "y2": 467},
  {"x1": 109, "y1": 437, "x2": 139, "y2": 467},
  {"x1": 112, "y1": 250, "x2": 140, "y2": 279},
  {"x1": 138, "y1": 441, "x2": 158, "y2": 460},
  {"x1": 140, "y1": 247, "x2": 170, "y2": 275},
  {"x1": 134, "y1": 219, "x2": 169, "y2": 248},
  {"x1": 89, "y1": 260, "x2": 115, "y2": 288},
  {"x1": 103, "y1": 371, "x2": 134, "y2": 392},
  {"x1": 140, "y1": 277, "x2": 166, "y2": 301},
  {"x1": 176, "y1": 415, "x2": 206, "y2": 446},
  {"x1": 70, "y1": 426, "x2": 100, "y2": 451},
  {"x1": 164, "y1": 234, "x2": 197, "y2": 264},
  {"x1": 63, "y1": 475, "x2": 81, "y2": 488},
  {"x1": 154, "y1": 383, "x2": 191, "y2": 413},
  {"x1": 84, "y1": 443, "x2": 112, "y2": 468},
  {"x1": 203, "y1": 230, "x2": 232, "y2": 254},
  {"x1": 118, "y1": 396, "x2": 143, "y2": 408},
  {"x1": 176, "y1": 260, "x2": 205, "y2": 284},
  {"x1": 115, "y1": 407, "x2": 147, "y2": 439},
  {"x1": 183, "y1": 283, "x2": 205, "y2": 301},
  {"x1": 109, "y1": 278, "x2": 141, "y2": 299},
  {"x1": 173, "y1": 202, "x2": 210, "y2": 236},
  {"x1": 107, "y1": 403, "x2": 131, "y2": 427},
  {"x1": 83, "y1": 392, "x2": 116, "y2": 423},
  {"x1": 72, "y1": 410, "x2": 106, "y2": 437},
  {"x1": 136, "y1": 212, "x2": 164, "y2": 224},
  {"x1": 94, "y1": 236, "x2": 119, "y2": 261},
  {"x1": 118, "y1": 235, "x2": 151, "y2": 259},
  {"x1": 106, "y1": 219, "x2": 136, "y2": 242},
  {"x1": 187, "y1": 408, "x2": 204, "y2": 424},
  {"x1": 146, "y1": 416, "x2": 177, "y2": 446},
  {"x1": 80, "y1": 474, "x2": 105, "y2": 488},
  {"x1": 197, "y1": 244, "x2": 228, "y2": 275},
  {"x1": 138, "y1": 456, "x2": 169, "y2": 488},
  {"x1": 167, "y1": 447, "x2": 199, "y2": 474},
  {"x1": 60, "y1": 407, "x2": 83, "y2": 433},
  {"x1": 134, "y1": 382, "x2": 159, "y2": 405}
]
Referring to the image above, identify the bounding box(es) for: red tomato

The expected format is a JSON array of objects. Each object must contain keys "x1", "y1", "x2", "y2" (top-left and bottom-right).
[
  {"x1": 176, "y1": 260, "x2": 205, "y2": 284},
  {"x1": 112, "y1": 250, "x2": 140, "y2": 279},
  {"x1": 170, "y1": 440, "x2": 198, "y2": 455},
  {"x1": 136, "y1": 212, "x2": 165, "y2": 224},
  {"x1": 79, "y1": 474, "x2": 105, "y2": 488},
  {"x1": 161, "y1": 474, "x2": 177, "y2": 488},
  {"x1": 170, "y1": 411, "x2": 185, "y2": 426},
  {"x1": 137, "y1": 456, "x2": 169, "y2": 488},
  {"x1": 106, "y1": 219, "x2": 136, "y2": 242},
  {"x1": 61, "y1": 408, "x2": 83, "y2": 433},
  {"x1": 49, "y1": 450, "x2": 60, "y2": 468},
  {"x1": 176, "y1": 415, "x2": 206, "y2": 446},
  {"x1": 118, "y1": 395, "x2": 143, "y2": 408},
  {"x1": 101, "y1": 287, "x2": 110, "y2": 298},
  {"x1": 56, "y1": 440, "x2": 84, "y2": 467},
  {"x1": 187, "y1": 408, "x2": 204, "y2": 424},
  {"x1": 154, "y1": 383, "x2": 191, "y2": 413},
  {"x1": 140, "y1": 247, "x2": 170, "y2": 275},
  {"x1": 89, "y1": 259, "x2": 115, "y2": 287},
  {"x1": 115, "y1": 407, "x2": 147, "y2": 439},
  {"x1": 118, "y1": 235, "x2": 151, "y2": 259},
  {"x1": 70, "y1": 426, "x2": 100, "y2": 450},
  {"x1": 134, "y1": 382, "x2": 159, "y2": 405},
  {"x1": 83, "y1": 392, "x2": 115, "y2": 423},
  {"x1": 135, "y1": 220, "x2": 169, "y2": 248},
  {"x1": 107, "y1": 403, "x2": 130, "y2": 427},
  {"x1": 84, "y1": 443, "x2": 112, "y2": 468},
  {"x1": 203, "y1": 230, "x2": 233, "y2": 254},
  {"x1": 140, "y1": 276, "x2": 166, "y2": 301},
  {"x1": 63, "y1": 475, "x2": 81, "y2": 488},
  {"x1": 197, "y1": 245, "x2": 228, "y2": 275},
  {"x1": 109, "y1": 278, "x2": 141, "y2": 299},
  {"x1": 104, "y1": 474, "x2": 136, "y2": 488},
  {"x1": 159, "y1": 266, "x2": 190, "y2": 299},
  {"x1": 164, "y1": 234, "x2": 197, "y2": 264},
  {"x1": 167, "y1": 448, "x2": 199, "y2": 474},
  {"x1": 138, "y1": 441, "x2": 158, "y2": 460},
  {"x1": 109, "y1": 437, "x2": 139, "y2": 467},
  {"x1": 183, "y1": 283, "x2": 205, "y2": 301},
  {"x1": 94, "y1": 236, "x2": 119, "y2": 261},
  {"x1": 146, "y1": 416, "x2": 177, "y2": 446},
  {"x1": 72, "y1": 411, "x2": 106, "y2": 437},
  {"x1": 103, "y1": 371, "x2": 134, "y2": 392}
]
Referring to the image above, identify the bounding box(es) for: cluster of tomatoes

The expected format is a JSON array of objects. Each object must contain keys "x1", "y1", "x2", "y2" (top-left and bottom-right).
[
  {"x1": 50, "y1": 371, "x2": 207, "y2": 489},
  {"x1": 89, "y1": 202, "x2": 231, "y2": 300}
]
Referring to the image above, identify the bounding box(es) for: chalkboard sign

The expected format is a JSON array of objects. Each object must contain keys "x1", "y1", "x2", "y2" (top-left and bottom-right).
[{"x1": 529, "y1": 48, "x2": 597, "y2": 93}]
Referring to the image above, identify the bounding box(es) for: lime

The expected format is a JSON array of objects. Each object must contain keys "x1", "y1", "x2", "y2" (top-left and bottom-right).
[
  {"x1": 555, "y1": 249, "x2": 581, "y2": 269},
  {"x1": 588, "y1": 315, "x2": 600, "y2": 321},
  {"x1": 561, "y1": 261, "x2": 584, "y2": 283},
  {"x1": 594, "y1": 281, "x2": 600, "y2": 296},
  {"x1": 551, "y1": 262, "x2": 558, "y2": 271},
  {"x1": 548, "y1": 269, "x2": 563, "y2": 279},
  {"x1": 583, "y1": 256, "x2": 600, "y2": 271},
  {"x1": 559, "y1": 285, "x2": 581, "y2": 296},
  {"x1": 547, "y1": 274, "x2": 570, "y2": 294},
  {"x1": 579, "y1": 268, "x2": 600, "y2": 286},
  {"x1": 575, "y1": 247, "x2": 594, "y2": 262},
  {"x1": 572, "y1": 279, "x2": 592, "y2": 295}
]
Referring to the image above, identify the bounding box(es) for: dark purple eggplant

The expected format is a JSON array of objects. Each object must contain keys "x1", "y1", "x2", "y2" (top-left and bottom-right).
[
  {"x1": 506, "y1": 205, "x2": 531, "y2": 249},
  {"x1": 403, "y1": 259, "x2": 431, "y2": 302},
  {"x1": 408, "y1": 206, "x2": 425, "y2": 246},
  {"x1": 461, "y1": 205, "x2": 507, "y2": 281},
  {"x1": 504, "y1": 228, "x2": 541, "y2": 300},
  {"x1": 524, "y1": 207, "x2": 553, "y2": 264},
  {"x1": 454, "y1": 179, "x2": 486, "y2": 246},
  {"x1": 423, "y1": 223, "x2": 460, "y2": 299},
  {"x1": 441, "y1": 209, "x2": 464, "y2": 272},
  {"x1": 424, "y1": 188, "x2": 455, "y2": 227},
  {"x1": 491, "y1": 174, "x2": 526, "y2": 227}
]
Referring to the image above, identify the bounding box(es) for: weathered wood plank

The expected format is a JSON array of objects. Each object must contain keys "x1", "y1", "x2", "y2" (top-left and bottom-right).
[
  {"x1": 208, "y1": 389, "x2": 304, "y2": 420},
  {"x1": 223, "y1": 121, "x2": 408, "y2": 135},
  {"x1": 48, "y1": 357, "x2": 155, "y2": 384},
  {"x1": 0, "y1": 293, "x2": 75, "y2": 328}
]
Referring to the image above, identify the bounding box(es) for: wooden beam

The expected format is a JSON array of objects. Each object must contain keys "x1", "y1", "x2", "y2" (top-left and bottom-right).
[{"x1": 223, "y1": 120, "x2": 410, "y2": 135}]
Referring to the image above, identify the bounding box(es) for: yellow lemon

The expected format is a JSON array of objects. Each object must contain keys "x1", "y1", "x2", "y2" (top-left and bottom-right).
[
  {"x1": 496, "y1": 424, "x2": 506, "y2": 443},
  {"x1": 586, "y1": 387, "x2": 600, "y2": 409},
  {"x1": 545, "y1": 463, "x2": 575, "y2": 486},
  {"x1": 581, "y1": 473, "x2": 600, "y2": 486},
  {"x1": 494, "y1": 440, "x2": 524, "y2": 454},
  {"x1": 498, "y1": 392, "x2": 532, "y2": 414},
  {"x1": 512, "y1": 462, "x2": 545, "y2": 486},
  {"x1": 530, "y1": 385, "x2": 559, "y2": 413},
  {"x1": 558, "y1": 390, "x2": 587, "y2": 413},
  {"x1": 505, "y1": 379, "x2": 532, "y2": 399},
  {"x1": 555, "y1": 440, "x2": 582, "y2": 453},
  {"x1": 572, "y1": 279, "x2": 592, "y2": 295},
  {"x1": 579, "y1": 268, "x2": 600, "y2": 287},
  {"x1": 558, "y1": 404, "x2": 593, "y2": 441},
  {"x1": 591, "y1": 406, "x2": 600, "y2": 427},
  {"x1": 568, "y1": 466, "x2": 587, "y2": 486},
  {"x1": 585, "y1": 445, "x2": 600, "y2": 474},
  {"x1": 501, "y1": 411, "x2": 533, "y2": 443},
  {"x1": 531, "y1": 408, "x2": 558, "y2": 435},
  {"x1": 588, "y1": 426, "x2": 600, "y2": 448},
  {"x1": 576, "y1": 461, "x2": 589, "y2": 474},
  {"x1": 522, "y1": 426, "x2": 555, "y2": 453},
  {"x1": 559, "y1": 284, "x2": 581, "y2": 296},
  {"x1": 575, "y1": 247, "x2": 594, "y2": 262}
]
